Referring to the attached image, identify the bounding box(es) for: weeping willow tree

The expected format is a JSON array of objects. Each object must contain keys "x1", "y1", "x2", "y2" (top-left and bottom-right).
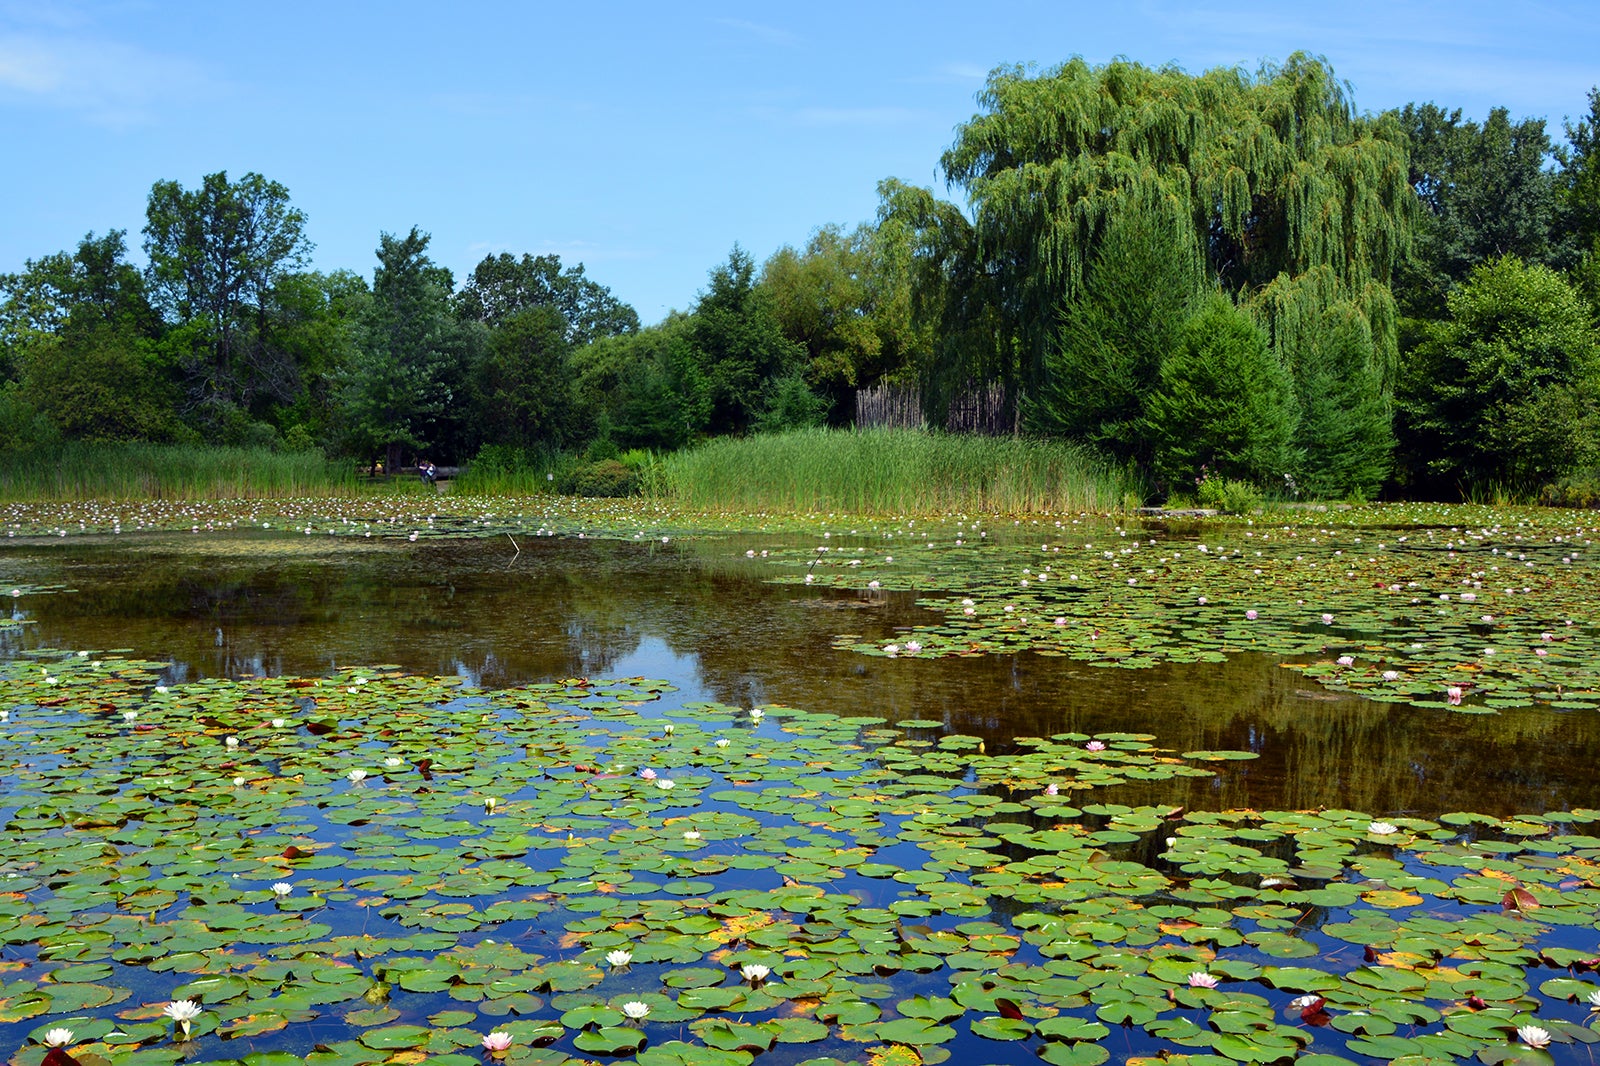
[{"x1": 915, "y1": 53, "x2": 1412, "y2": 484}]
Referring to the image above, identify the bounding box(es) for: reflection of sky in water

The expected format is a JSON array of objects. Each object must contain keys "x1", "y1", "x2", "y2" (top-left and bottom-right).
[
  {"x1": 2, "y1": 533, "x2": 1600, "y2": 816},
  {"x1": 605, "y1": 636, "x2": 714, "y2": 704}
]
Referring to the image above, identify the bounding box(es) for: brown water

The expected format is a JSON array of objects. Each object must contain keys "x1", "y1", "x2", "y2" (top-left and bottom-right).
[{"x1": 2, "y1": 530, "x2": 1596, "y2": 818}]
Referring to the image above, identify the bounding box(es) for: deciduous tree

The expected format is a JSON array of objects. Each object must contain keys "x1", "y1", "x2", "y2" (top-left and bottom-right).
[{"x1": 142, "y1": 171, "x2": 311, "y2": 426}]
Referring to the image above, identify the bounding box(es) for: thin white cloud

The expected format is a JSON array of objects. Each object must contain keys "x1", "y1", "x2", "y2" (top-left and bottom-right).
[
  {"x1": 710, "y1": 17, "x2": 800, "y2": 47},
  {"x1": 0, "y1": 31, "x2": 213, "y2": 126},
  {"x1": 0, "y1": 0, "x2": 92, "y2": 32},
  {"x1": 941, "y1": 62, "x2": 991, "y2": 82},
  {"x1": 795, "y1": 106, "x2": 928, "y2": 127}
]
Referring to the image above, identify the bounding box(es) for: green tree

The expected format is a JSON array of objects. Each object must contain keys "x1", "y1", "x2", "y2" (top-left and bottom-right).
[
  {"x1": 570, "y1": 316, "x2": 710, "y2": 451},
  {"x1": 267, "y1": 270, "x2": 369, "y2": 449},
  {"x1": 1562, "y1": 87, "x2": 1600, "y2": 251},
  {"x1": 1143, "y1": 294, "x2": 1299, "y2": 491},
  {"x1": 343, "y1": 228, "x2": 480, "y2": 470},
  {"x1": 0, "y1": 230, "x2": 158, "y2": 380},
  {"x1": 933, "y1": 54, "x2": 1410, "y2": 411},
  {"x1": 20, "y1": 314, "x2": 177, "y2": 442},
  {"x1": 874, "y1": 178, "x2": 1012, "y2": 429},
  {"x1": 688, "y1": 247, "x2": 808, "y2": 435},
  {"x1": 473, "y1": 304, "x2": 574, "y2": 450},
  {"x1": 453, "y1": 252, "x2": 638, "y2": 347},
  {"x1": 1249, "y1": 267, "x2": 1396, "y2": 498},
  {"x1": 1398, "y1": 256, "x2": 1599, "y2": 494},
  {"x1": 759, "y1": 221, "x2": 927, "y2": 422},
  {"x1": 1392, "y1": 103, "x2": 1568, "y2": 316},
  {"x1": 142, "y1": 171, "x2": 312, "y2": 428},
  {"x1": 1022, "y1": 195, "x2": 1204, "y2": 464}
]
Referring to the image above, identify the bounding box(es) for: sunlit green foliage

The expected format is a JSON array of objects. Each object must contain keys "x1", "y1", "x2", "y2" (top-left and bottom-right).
[
  {"x1": 658, "y1": 427, "x2": 1136, "y2": 513},
  {"x1": 1398, "y1": 256, "x2": 1600, "y2": 494},
  {"x1": 1023, "y1": 196, "x2": 1204, "y2": 466},
  {"x1": 1142, "y1": 295, "x2": 1299, "y2": 490}
]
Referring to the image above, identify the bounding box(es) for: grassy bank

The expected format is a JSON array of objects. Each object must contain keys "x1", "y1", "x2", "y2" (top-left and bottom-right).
[
  {"x1": 0, "y1": 442, "x2": 359, "y2": 501},
  {"x1": 656, "y1": 427, "x2": 1138, "y2": 514}
]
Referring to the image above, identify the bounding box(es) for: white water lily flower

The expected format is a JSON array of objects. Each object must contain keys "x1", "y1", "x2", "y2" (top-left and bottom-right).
[
  {"x1": 1587, "y1": 988, "x2": 1600, "y2": 1011},
  {"x1": 1287, "y1": 994, "x2": 1321, "y2": 1011},
  {"x1": 385, "y1": 757, "x2": 403, "y2": 768},
  {"x1": 164, "y1": 998, "x2": 202, "y2": 1036},
  {"x1": 1517, "y1": 1025, "x2": 1551, "y2": 1049},
  {"x1": 1368, "y1": 821, "x2": 1399, "y2": 835},
  {"x1": 622, "y1": 1000, "x2": 650, "y2": 1020},
  {"x1": 605, "y1": 949, "x2": 633, "y2": 968},
  {"x1": 662, "y1": 723, "x2": 675, "y2": 735},
  {"x1": 123, "y1": 710, "x2": 138, "y2": 722},
  {"x1": 43, "y1": 1028, "x2": 75, "y2": 1047},
  {"x1": 271, "y1": 718, "x2": 287, "y2": 728},
  {"x1": 749, "y1": 708, "x2": 764, "y2": 721},
  {"x1": 683, "y1": 830, "x2": 701, "y2": 840},
  {"x1": 655, "y1": 778, "x2": 675, "y2": 790},
  {"x1": 347, "y1": 769, "x2": 367, "y2": 783},
  {"x1": 271, "y1": 882, "x2": 292, "y2": 897},
  {"x1": 741, "y1": 963, "x2": 771, "y2": 983},
  {"x1": 714, "y1": 738, "x2": 730, "y2": 749},
  {"x1": 225, "y1": 736, "x2": 239, "y2": 748}
]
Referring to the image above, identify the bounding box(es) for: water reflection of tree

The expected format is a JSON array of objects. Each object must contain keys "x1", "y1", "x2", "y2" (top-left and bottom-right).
[{"x1": 7, "y1": 533, "x2": 1600, "y2": 817}]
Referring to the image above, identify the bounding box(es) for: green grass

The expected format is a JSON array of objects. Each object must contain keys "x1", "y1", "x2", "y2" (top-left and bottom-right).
[
  {"x1": 0, "y1": 442, "x2": 360, "y2": 501},
  {"x1": 656, "y1": 427, "x2": 1140, "y2": 514}
]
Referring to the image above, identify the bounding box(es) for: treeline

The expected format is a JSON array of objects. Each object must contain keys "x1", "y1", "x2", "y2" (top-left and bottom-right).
[{"x1": 3, "y1": 53, "x2": 1599, "y2": 503}]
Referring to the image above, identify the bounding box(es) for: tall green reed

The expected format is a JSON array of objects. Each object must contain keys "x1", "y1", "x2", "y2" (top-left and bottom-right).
[
  {"x1": 0, "y1": 443, "x2": 359, "y2": 501},
  {"x1": 656, "y1": 428, "x2": 1139, "y2": 514}
]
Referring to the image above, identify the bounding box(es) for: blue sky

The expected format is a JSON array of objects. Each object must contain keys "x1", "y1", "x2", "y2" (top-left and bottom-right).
[{"x1": 2, "y1": 1, "x2": 1596, "y2": 325}]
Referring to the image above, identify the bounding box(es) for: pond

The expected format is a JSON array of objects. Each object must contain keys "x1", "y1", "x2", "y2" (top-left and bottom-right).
[{"x1": 2, "y1": 504, "x2": 1599, "y2": 1066}]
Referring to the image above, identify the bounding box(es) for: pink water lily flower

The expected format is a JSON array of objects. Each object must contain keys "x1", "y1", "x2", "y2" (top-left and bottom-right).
[
  {"x1": 481, "y1": 1031, "x2": 513, "y2": 1053},
  {"x1": 1187, "y1": 972, "x2": 1220, "y2": 989}
]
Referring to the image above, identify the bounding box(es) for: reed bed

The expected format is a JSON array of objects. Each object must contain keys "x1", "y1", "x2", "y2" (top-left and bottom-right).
[
  {"x1": 0, "y1": 443, "x2": 359, "y2": 501},
  {"x1": 656, "y1": 427, "x2": 1138, "y2": 514}
]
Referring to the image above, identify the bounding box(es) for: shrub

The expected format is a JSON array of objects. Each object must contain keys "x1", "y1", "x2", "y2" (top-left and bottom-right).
[
  {"x1": 568, "y1": 459, "x2": 637, "y2": 497},
  {"x1": 1196, "y1": 475, "x2": 1263, "y2": 515}
]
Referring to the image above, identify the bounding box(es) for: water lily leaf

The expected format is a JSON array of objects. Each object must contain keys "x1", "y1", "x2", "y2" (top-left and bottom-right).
[
  {"x1": 1038, "y1": 1040, "x2": 1112, "y2": 1066},
  {"x1": 691, "y1": 1019, "x2": 778, "y2": 1052},
  {"x1": 358, "y1": 1024, "x2": 432, "y2": 1049},
  {"x1": 971, "y1": 1015, "x2": 1034, "y2": 1039},
  {"x1": 870, "y1": 1017, "x2": 957, "y2": 1046},
  {"x1": 574, "y1": 1025, "x2": 647, "y2": 1053}
]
